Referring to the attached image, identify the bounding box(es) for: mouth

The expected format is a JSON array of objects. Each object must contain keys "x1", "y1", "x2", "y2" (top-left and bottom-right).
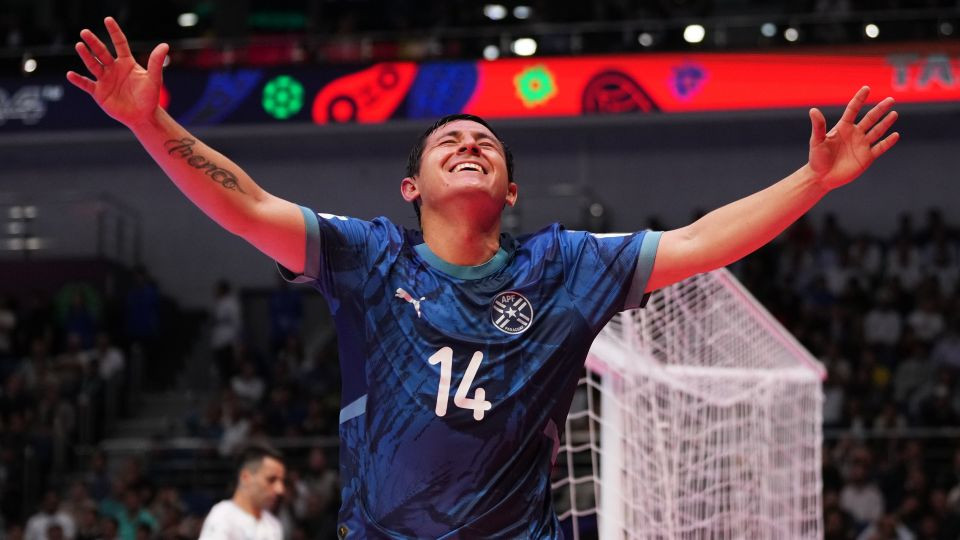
[{"x1": 449, "y1": 161, "x2": 487, "y2": 174}]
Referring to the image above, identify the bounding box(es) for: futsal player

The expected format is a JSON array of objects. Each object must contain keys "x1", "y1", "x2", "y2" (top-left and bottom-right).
[
  {"x1": 198, "y1": 444, "x2": 285, "y2": 540},
  {"x1": 67, "y1": 17, "x2": 898, "y2": 538}
]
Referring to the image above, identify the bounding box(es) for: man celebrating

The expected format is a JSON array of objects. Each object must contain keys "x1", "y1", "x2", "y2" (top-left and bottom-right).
[
  {"x1": 198, "y1": 445, "x2": 285, "y2": 540},
  {"x1": 68, "y1": 17, "x2": 898, "y2": 538}
]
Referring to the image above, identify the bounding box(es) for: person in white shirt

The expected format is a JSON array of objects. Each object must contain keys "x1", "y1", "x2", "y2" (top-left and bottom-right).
[
  {"x1": 24, "y1": 491, "x2": 76, "y2": 540},
  {"x1": 199, "y1": 444, "x2": 286, "y2": 540}
]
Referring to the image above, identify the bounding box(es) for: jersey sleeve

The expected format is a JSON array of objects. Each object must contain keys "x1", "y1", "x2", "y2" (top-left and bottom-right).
[
  {"x1": 560, "y1": 229, "x2": 662, "y2": 330},
  {"x1": 276, "y1": 206, "x2": 397, "y2": 301}
]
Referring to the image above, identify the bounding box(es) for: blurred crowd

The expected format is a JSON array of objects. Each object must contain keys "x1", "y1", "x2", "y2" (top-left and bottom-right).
[{"x1": 738, "y1": 207, "x2": 960, "y2": 540}]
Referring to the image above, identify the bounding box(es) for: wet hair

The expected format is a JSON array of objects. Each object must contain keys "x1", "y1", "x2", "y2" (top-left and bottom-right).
[
  {"x1": 405, "y1": 113, "x2": 515, "y2": 223},
  {"x1": 236, "y1": 442, "x2": 284, "y2": 477}
]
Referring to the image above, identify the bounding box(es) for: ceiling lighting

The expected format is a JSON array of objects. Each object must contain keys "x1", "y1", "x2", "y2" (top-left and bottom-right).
[
  {"x1": 683, "y1": 24, "x2": 706, "y2": 44},
  {"x1": 511, "y1": 38, "x2": 537, "y2": 56},
  {"x1": 483, "y1": 4, "x2": 507, "y2": 21},
  {"x1": 177, "y1": 12, "x2": 199, "y2": 27},
  {"x1": 513, "y1": 6, "x2": 532, "y2": 20},
  {"x1": 483, "y1": 45, "x2": 500, "y2": 60}
]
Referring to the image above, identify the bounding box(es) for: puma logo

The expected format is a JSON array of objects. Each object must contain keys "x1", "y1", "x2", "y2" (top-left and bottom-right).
[{"x1": 395, "y1": 288, "x2": 425, "y2": 318}]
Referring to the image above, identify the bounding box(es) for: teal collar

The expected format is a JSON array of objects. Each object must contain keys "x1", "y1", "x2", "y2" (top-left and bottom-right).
[{"x1": 414, "y1": 243, "x2": 508, "y2": 279}]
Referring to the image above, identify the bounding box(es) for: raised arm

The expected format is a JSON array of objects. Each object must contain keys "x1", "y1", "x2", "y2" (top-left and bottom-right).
[
  {"x1": 647, "y1": 86, "x2": 899, "y2": 292},
  {"x1": 66, "y1": 17, "x2": 306, "y2": 274}
]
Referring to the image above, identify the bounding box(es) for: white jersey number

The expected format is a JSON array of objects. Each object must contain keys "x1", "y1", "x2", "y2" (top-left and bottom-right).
[{"x1": 428, "y1": 347, "x2": 492, "y2": 421}]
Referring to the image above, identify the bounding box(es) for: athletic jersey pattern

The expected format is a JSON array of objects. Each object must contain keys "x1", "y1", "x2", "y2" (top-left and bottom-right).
[{"x1": 281, "y1": 208, "x2": 660, "y2": 539}]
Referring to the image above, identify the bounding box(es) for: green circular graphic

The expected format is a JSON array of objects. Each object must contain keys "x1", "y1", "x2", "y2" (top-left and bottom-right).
[
  {"x1": 262, "y1": 75, "x2": 305, "y2": 120},
  {"x1": 515, "y1": 65, "x2": 557, "y2": 107}
]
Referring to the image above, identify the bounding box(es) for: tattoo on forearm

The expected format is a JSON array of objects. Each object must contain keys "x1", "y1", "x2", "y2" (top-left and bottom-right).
[{"x1": 163, "y1": 138, "x2": 245, "y2": 193}]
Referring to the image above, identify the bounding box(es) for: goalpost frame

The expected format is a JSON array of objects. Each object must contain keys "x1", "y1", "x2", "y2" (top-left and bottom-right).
[{"x1": 571, "y1": 268, "x2": 825, "y2": 540}]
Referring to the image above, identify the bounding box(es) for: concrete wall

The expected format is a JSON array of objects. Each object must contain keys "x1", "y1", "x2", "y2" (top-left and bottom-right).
[{"x1": 1, "y1": 103, "x2": 956, "y2": 307}]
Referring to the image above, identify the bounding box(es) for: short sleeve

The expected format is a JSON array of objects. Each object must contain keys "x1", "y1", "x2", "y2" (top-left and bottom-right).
[
  {"x1": 276, "y1": 206, "x2": 398, "y2": 300},
  {"x1": 560, "y1": 229, "x2": 662, "y2": 330}
]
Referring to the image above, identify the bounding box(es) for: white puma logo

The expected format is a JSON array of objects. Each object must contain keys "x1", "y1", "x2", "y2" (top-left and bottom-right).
[{"x1": 395, "y1": 288, "x2": 425, "y2": 318}]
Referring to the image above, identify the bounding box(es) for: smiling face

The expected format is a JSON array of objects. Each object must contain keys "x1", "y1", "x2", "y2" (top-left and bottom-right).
[{"x1": 402, "y1": 118, "x2": 517, "y2": 224}]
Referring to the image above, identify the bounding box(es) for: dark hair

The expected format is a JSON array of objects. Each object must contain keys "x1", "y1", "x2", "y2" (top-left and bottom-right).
[
  {"x1": 405, "y1": 113, "x2": 515, "y2": 222},
  {"x1": 236, "y1": 442, "x2": 284, "y2": 476}
]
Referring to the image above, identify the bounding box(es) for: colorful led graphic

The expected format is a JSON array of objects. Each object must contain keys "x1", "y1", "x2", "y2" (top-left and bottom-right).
[
  {"x1": 262, "y1": 75, "x2": 304, "y2": 119},
  {"x1": 514, "y1": 64, "x2": 558, "y2": 108},
  {"x1": 311, "y1": 63, "x2": 417, "y2": 124},
  {"x1": 177, "y1": 69, "x2": 262, "y2": 125},
  {"x1": 9, "y1": 47, "x2": 960, "y2": 132}
]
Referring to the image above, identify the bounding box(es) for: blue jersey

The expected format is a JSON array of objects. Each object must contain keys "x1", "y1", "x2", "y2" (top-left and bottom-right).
[{"x1": 281, "y1": 207, "x2": 660, "y2": 539}]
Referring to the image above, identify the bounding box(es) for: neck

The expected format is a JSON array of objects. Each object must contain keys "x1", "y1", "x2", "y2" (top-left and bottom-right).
[
  {"x1": 232, "y1": 493, "x2": 261, "y2": 519},
  {"x1": 420, "y1": 210, "x2": 502, "y2": 266}
]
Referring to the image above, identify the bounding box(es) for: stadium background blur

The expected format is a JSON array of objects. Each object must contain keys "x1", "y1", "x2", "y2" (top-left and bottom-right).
[{"x1": 1, "y1": 1, "x2": 960, "y2": 538}]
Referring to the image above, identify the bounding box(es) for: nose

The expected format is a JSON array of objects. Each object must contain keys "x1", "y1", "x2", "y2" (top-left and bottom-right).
[{"x1": 458, "y1": 141, "x2": 481, "y2": 155}]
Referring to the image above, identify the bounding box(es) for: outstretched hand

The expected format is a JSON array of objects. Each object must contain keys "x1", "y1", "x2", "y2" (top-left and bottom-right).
[
  {"x1": 807, "y1": 86, "x2": 899, "y2": 191},
  {"x1": 66, "y1": 17, "x2": 168, "y2": 128}
]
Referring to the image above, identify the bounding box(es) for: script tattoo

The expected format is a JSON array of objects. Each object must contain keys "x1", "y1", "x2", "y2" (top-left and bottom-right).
[{"x1": 163, "y1": 138, "x2": 245, "y2": 193}]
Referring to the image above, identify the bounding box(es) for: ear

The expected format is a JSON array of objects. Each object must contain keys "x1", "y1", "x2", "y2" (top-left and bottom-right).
[
  {"x1": 238, "y1": 468, "x2": 250, "y2": 487},
  {"x1": 400, "y1": 176, "x2": 420, "y2": 203},
  {"x1": 505, "y1": 181, "x2": 518, "y2": 207}
]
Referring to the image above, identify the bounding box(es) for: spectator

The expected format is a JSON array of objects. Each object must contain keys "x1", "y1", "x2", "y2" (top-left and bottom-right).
[
  {"x1": 24, "y1": 490, "x2": 76, "y2": 540},
  {"x1": 99, "y1": 517, "x2": 119, "y2": 540},
  {"x1": 210, "y1": 280, "x2": 242, "y2": 387},
  {"x1": 57, "y1": 287, "x2": 100, "y2": 351},
  {"x1": 302, "y1": 448, "x2": 338, "y2": 515},
  {"x1": 931, "y1": 320, "x2": 960, "y2": 371},
  {"x1": 906, "y1": 296, "x2": 944, "y2": 344},
  {"x1": 886, "y1": 237, "x2": 923, "y2": 291},
  {"x1": 840, "y1": 462, "x2": 885, "y2": 527},
  {"x1": 863, "y1": 293, "x2": 902, "y2": 349},
  {"x1": 230, "y1": 361, "x2": 265, "y2": 409},
  {"x1": 893, "y1": 342, "x2": 932, "y2": 406},
  {"x1": 73, "y1": 505, "x2": 101, "y2": 540},
  {"x1": 102, "y1": 489, "x2": 156, "y2": 540},
  {"x1": 87, "y1": 333, "x2": 125, "y2": 382},
  {"x1": 913, "y1": 369, "x2": 960, "y2": 427}
]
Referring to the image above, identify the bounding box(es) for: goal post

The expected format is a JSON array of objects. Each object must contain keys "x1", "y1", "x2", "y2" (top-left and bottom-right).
[{"x1": 553, "y1": 268, "x2": 825, "y2": 539}]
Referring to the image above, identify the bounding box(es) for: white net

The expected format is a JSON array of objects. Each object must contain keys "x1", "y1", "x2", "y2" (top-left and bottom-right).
[{"x1": 552, "y1": 269, "x2": 825, "y2": 539}]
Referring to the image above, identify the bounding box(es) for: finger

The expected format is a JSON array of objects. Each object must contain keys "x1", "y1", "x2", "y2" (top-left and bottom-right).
[
  {"x1": 104, "y1": 16, "x2": 133, "y2": 58},
  {"x1": 66, "y1": 71, "x2": 96, "y2": 95},
  {"x1": 146, "y1": 43, "x2": 169, "y2": 86},
  {"x1": 75, "y1": 42, "x2": 103, "y2": 78},
  {"x1": 809, "y1": 108, "x2": 826, "y2": 146},
  {"x1": 840, "y1": 86, "x2": 870, "y2": 124},
  {"x1": 857, "y1": 97, "x2": 895, "y2": 131},
  {"x1": 80, "y1": 28, "x2": 115, "y2": 66},
  {"x1": 865, "y1": 110, "x2": 898, "y2": 144},
  {"x1": 871, "y1": 132, "x2": 900, "y2": 159}
]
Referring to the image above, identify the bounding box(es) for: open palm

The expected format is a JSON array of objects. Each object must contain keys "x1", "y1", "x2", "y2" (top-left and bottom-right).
[
  {"x1": 66, "y1": 17, "x2": 169, "y2": 128},
  {"x1": 807, "y1": 86, "x2": 899, "y2": 191}
]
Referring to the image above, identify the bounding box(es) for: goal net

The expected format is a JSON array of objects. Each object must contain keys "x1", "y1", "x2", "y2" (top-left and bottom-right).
[{"x1": 552, "y1": 268, "x2": 825, "y2": 539}]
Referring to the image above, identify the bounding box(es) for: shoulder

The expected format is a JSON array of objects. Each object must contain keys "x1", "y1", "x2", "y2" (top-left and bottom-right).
[{"x1": 204, "y1": 500, "x2": 237, "y2": 521}]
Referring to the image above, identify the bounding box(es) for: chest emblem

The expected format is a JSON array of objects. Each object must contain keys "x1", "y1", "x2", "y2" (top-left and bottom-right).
[
  {"x1": 395, "y1": 288, "x2": 425, "y2": 318},
  {"x1": 491, "y1": 291, "x2": 534, "y2": 334}
]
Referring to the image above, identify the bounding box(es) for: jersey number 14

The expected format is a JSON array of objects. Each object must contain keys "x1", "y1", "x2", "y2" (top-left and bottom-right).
[{"x1": 428, "y1": 347, "x2": 492, "y2": 421}]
